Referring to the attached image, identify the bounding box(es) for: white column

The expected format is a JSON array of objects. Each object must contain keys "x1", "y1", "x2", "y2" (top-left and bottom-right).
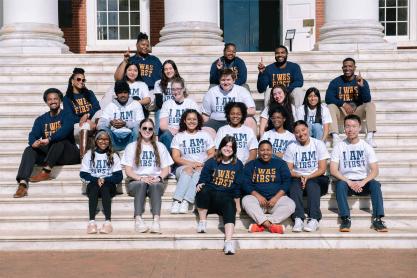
[
  {"x1": 0, "y1": 0, "x2": 69, "y2": 53},
  {"x1": 317, "y1": 0, "x2": 395, "y2": 50},
  {"x1": 154, "y1": 0, "x2": 223, "y2": 53}
]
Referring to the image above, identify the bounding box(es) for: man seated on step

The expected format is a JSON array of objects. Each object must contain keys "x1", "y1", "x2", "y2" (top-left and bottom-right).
[
  {"x1": 202, "y1": 68, "x2": 257, "y2": 139},
  {"x1": 257, "y1": 45, "x2": 304, "y2": 107},
  {"x1": 14, "y1": 88, "x2": 80, "y2": 198},
  {"x1": 97, "y1": 80, "x2": 145, "y2": 151},
  {"x1": 209, "y1": 42, "x2": 249, "y2": 91},
  {"x1": 325, "y1": 57, "x2": 377, "y2": 148},
  {"x1": 330, "y1": 114, "x2": 387, "y2": 233},
  {"x1": 241, "y1": 140, "x2": 295, "y2": 234}
]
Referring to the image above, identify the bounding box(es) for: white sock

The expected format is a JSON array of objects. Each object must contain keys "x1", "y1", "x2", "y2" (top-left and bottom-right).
[
  {"x1": 135, "y1": 215, "x2": 143, "y2": 221},
  {"x1": 105, "y1": 220, "x2": 111, "y2": 224},
  {"x1": 153, "y1": 215, "x2": 160, "y2": 221},
  {"x1": 366, "y1": 132, "x2": 373, "y2": 139},
  {"x1": 89, "y1": 220, "x2": 96, "y2": 224}
]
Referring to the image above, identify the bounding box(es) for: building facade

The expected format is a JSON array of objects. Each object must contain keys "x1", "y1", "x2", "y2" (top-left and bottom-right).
[{"x1": 0, "y1": 0, "x2": 416, "y2": 53}]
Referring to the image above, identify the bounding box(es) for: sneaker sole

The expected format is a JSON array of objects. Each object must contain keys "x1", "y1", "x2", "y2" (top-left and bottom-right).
[
  {"x1": 339, "y1": 228, "x2": 351, "y2": 232},
  {"x1": 374, "y1": 227, "x2": 388, "y2": 232}
]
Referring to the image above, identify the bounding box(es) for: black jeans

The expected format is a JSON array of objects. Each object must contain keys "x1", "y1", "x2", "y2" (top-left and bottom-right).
[
  {"x1": 16, "y1": 140, "x2": 80, "y2": 185},
  {"x1": 289, "y1": 176, "x2": 329, "y2": 221},
  {"x1": 195, "y1": 186, "x2": 236, "y2": 225},
  {"x1": 87, "y1": 180, "x2": 116, "y2": 221}
]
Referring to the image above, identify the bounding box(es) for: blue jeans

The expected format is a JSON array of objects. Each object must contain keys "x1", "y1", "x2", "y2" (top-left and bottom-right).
[
  {"x1": 154, "y1": 109, "x2": 161, "y2": 135},
  {"x1": 289, "y1": 176, "x2": 329, "y2": 221},
  {"x1": 335, "y1": 179, "x2": 385, "y2": 218},
  {"x1": 159, "y1": 129, "x2": 174, "y2": 153},
  {"x1": 308, "y1": 122, "x2": 323, "y2": 140},
  {"x1": 102, "y1": 126, "x2": 139, "y2": 152},
  {"x1": 173, "y1": 165, "x2": 201, "y2": 204}
]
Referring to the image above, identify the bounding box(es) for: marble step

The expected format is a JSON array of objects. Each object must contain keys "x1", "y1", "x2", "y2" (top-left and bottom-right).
[
  {"x1": 0, "y1": 209, "x2": 415, "y2": 231},
  {"x1": 0, "y1": 227, "x2": 416, "y2": 251},
  {"x1": 1, "y1": 192, "x2": 416, "y2": 213},
  {"x1": 1, "y1": 175, "x2": 416, "y2": 196}
]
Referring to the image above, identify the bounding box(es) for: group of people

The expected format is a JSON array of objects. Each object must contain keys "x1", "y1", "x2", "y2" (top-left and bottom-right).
[{"x1": 13, "y1": 32, "x2": 387, "y2": 255}]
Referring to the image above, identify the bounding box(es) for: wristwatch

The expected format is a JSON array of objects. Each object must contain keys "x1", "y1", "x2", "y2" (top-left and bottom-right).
[{"x1": 158, "y1": 176, "x2": 163, "y2": 182}]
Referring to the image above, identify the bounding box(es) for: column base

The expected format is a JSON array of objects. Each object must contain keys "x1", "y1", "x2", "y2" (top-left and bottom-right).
[
  {"x1": 316, "y1": 19, "x2": 396, "y2": 51},
  {"x1": 0, "y1": 23, "x2": 70, "y2": 54},
  {"x1": 154, "y1": 21, "x2": 224, "y2": 53}
]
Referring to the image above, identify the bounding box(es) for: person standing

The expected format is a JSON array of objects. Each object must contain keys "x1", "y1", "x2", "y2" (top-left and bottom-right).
[
  {"x1": 325, "y1": 57, "x2": 377, "y2": 147},
  {"x1": 330, "y1": 114, "x2": 387, "y2": 232}
]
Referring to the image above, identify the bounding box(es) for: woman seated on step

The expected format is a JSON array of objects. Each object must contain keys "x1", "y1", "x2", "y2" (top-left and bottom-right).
[
  {"x1": 158, "y1": 76, "x2": 200, "y2": 153},
  {"x1": 170, "y1": 109, "x2": 215, "y2": 214},
  {"x1": 283, "y1": 120, "x2": 330, "y2": 233},
  {"x1": 259, "y1": 84, "x2": 296, "y2": 138},
  {"x1": 296, "y1": 87, "x2": 332, "y2": 142},
  {"x1": 64, "y1": 67, "x2": 100, "y2": 158},
  {"x1": 122, "y1": 118, "x2": 173, "y2": 234},
  {"x1": 195, "y1": 135, "x2": 244, "y2": 255},
  {"x1": 80, "y1": 130, "x2": 123, "y2": 234},
  {"x1": 214, "y1": 101, "x2": 258, "y2": 165}
]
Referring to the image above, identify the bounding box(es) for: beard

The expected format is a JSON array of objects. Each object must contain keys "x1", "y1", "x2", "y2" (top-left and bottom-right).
[{"x1": 275, "y1": 56, "x2": 287, "y2": 67}]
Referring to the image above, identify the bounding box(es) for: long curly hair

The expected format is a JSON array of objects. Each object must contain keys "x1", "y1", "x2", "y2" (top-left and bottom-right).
[
  {"x1": 134, "y1": 118, "x2": 161, "y2": 168},
  {"x1": 90, "y1": 130, "x2": 115, "y2": 168},
  {"x1": 178, "y1": 109, "x2": 203, "y2": 132}
]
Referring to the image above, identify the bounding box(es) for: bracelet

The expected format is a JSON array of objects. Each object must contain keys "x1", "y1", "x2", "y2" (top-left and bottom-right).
[{"x1": 158, "y1": 176, "x2": 163, "y2": 182}]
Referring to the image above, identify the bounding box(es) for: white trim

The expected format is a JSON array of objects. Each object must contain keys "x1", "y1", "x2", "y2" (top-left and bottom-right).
[{"x1": 86, "y1": 0, "x2": 150, "y2": 52}]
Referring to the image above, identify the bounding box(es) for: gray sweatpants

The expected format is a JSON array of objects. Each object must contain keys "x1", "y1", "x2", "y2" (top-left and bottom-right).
[
  {"x1": 127, "y1": 181, "x2": 164, "y2": 216},
  {"x1": 242, "y1": 195, "x2": 295, "y2": 225}
]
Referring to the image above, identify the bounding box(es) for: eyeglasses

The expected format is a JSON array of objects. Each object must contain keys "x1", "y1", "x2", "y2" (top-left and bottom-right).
[
  {"x1": 171, "y1": 87, "x2": 183, "y2": 92},
  {"x1": 141, "y1": 127, "x2": 154, "y2": 132},
  {"x1": 75, "y1": 78, "x2": 86, "y2": 83},
  {"x1": 97, "y1": 138, "x2": 109, "y2": 142}
]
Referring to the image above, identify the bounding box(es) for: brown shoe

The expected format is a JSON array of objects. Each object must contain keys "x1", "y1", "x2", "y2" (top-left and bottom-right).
[
  {"x1": 13, "y1": 184, "x2": 28, "y2": 198},
  {"x1": 29, "y1": 171, "x2": 51, "y2": 183}
]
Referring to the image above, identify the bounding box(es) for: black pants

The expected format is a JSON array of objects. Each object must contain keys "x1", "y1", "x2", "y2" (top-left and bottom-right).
[
  {"x1": 16, "y1": 140, "x2": 80, "y2": 184},
  {"x1": 289, "y1": 176, "x2": 329, "y2": 221},
  {"x1": 195, "y1": 186, "x2": 236, "y2": 225},
  {"x1": 87, "y1": 180, "x2": 116, "y2": 221}
]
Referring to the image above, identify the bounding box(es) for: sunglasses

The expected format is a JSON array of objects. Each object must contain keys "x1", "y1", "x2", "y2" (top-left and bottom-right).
[
  {"x1": 75, "y1": 78, "x2": 86, "y2": 83},
  {"x1": 141, "y1": 127, "x2": 154, "y2": 132}
]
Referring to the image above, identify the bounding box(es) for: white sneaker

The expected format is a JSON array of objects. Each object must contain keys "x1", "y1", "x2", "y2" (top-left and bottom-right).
[
  {"x1": 197, "y1": 220, "x2": 207, "y2": 233},
  {"x1": 303, "y1": 219, "x2": 319, "y2": 232},
  {"x1": 332, "y1": 134, "x2": 342, "y2": 147},
  {"x1": 292, "y1": 218, "x2": 304, "y2": 233},
  {"x1": 135, "y1": 218, "x2": 149, "y2": 233},
  {"x1": 171, "y1": 201, "x2": 181, "y2": 214},
  {"x1": 150, "y1": 220, "x2": 161, "y2": 234},
  {"x1": 223, "y1": 240, "x2": 236, "y2": 255},
  {"x1": 179, "y1": 200, "x2": 189, "y2": 214},
  {"x1": 366, "y1": 138, "x2": 377, "y2": 148}
]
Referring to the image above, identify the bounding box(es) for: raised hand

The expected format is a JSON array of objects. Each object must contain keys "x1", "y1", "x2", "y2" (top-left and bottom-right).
[
  {"x1": 216, "y1": 58, "x2": 223, "y2": 70},
  {"x1": 356, "y1": 71, "x2": 364, "y2": 87},
  {"x1": 123, "y1": 47, "x2": 131, "y2": 61},
  {"x1": 258, "y1": 57, "x2": 266, "y2": 73}
]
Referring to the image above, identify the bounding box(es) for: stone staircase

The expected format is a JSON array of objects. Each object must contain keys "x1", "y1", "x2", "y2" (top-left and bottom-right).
[{"x1": 0, "y1": 50, "x2": 416, "y2": 250}]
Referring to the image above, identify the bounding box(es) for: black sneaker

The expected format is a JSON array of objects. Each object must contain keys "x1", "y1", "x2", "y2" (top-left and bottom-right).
[
  {"x1": 372, "y1": 217, "x2": 388, "y2": 232},
  {"x1": 339, "y1": 216, "x2": 351, "y2": 232}
]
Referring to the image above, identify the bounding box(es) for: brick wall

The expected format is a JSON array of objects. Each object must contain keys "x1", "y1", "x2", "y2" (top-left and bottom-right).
[
  {"x1": 316, "y1": 0, "x2": 325, "y2": 42},
  {"x1": 150, "y1": 0, "x2": 164, "y2": 46},
  {"x1": 61, "y1": 0, "x2": 87, "y2": 54}
]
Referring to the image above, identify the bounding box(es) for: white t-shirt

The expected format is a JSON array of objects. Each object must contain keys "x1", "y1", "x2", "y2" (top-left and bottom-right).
[
  {"x1": 330, "y1": 139, "x2": 378, "y2": 180},
  {"x1": 154, "y1": 80, "x2": 174, "y2": 103},
  {"x1": 261, "y1": 104, "x2": 296, "y2": 120},
  {"x1": 129, "y1": 81, "x2": 151, "y2": 101},
  {"x1": 283, "y1": 137, "x2": 330, "y2": 176},
  {"x1": 171, "y1": 130, "x2": 215, "y2": 163},
  {"x1": 296, "y1": 104, "x2": 332, "y2": 124},
  {"x1": 80, "y1": 150, "x2": 122, "y2": 178},
  {"x1": 215, "y1": 125, "x2": 258, "y2": 164},
  {"x1": 201, "y1": 85, "x2": 255, "y2": 121},
  {"x1": 160, "y1": 98, "x2": 200, "y2": 128},
  {"x1": 99, "y1": 99, "x2": 145, "y2": 130},
  {"x1": 121, "y1": 141, "x2": 174, "y2": 176},
  {"x1": 261, "y1": 129, "x2": 296, "y2": 155}
]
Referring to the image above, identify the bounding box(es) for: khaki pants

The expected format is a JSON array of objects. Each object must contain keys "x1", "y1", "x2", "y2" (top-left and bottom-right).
[
  {"x1": 328, "y1": 102, "x2": 377, "y2": 134},
  {"x1": 242, "y1": 195, "x2": 295, "y2": 225}
]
